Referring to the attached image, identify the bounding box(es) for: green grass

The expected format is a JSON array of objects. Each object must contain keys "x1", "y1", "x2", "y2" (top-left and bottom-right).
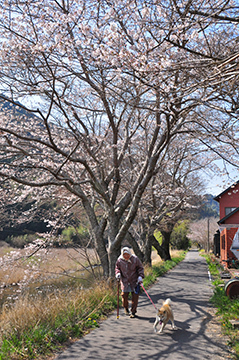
[
  {"x1": 0, "y1": 251, "x2": 186, "y2": 360},
  {"x1": 143, "y1": 252, "x2": 186, "y2": 288},
  {"x1": 0, "y1": 284, "x2": 117, "y2": 360},
  {"x1": 203, "y1": 253, "x2": 239, "y2": 359}
]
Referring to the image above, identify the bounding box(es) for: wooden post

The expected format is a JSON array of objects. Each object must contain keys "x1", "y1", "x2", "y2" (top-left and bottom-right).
[{"x1": 207, "y1": 218, "x2": 210, "y2": 253}]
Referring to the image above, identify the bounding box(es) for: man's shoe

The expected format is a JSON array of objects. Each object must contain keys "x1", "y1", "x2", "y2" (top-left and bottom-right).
[
  {"x1": 129, "y1": 312, "x2": 135, "y2": 318},
  {"x1": 124, "y1": 308, "x2": 130, "y2": 315}
]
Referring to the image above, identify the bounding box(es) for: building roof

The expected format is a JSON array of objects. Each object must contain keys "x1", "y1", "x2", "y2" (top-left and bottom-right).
[
  {"x1": 217, "y1": 207, "x2": 239, "y2": 225},
  {"x1": 214, "y1": 180, "x2": 239, "y2": 202}
]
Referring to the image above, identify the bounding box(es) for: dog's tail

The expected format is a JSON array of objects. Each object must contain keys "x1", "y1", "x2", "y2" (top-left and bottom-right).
[{"x1": 164, "y1": 298, "x2": 172, "y2": 305}]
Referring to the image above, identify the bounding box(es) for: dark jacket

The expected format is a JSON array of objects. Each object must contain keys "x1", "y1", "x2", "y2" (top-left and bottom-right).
[{"x1": 115, "y1": 254, "x2": 144, "y2": 292}]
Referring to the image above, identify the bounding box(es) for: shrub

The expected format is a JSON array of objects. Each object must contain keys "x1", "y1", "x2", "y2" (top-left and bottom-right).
[
  {"x1": 171, "y1": 221, "x2": 191, "y2": 250},
  {"x1": 61, "y1": 225, "x2": 90, "y2": 246}
]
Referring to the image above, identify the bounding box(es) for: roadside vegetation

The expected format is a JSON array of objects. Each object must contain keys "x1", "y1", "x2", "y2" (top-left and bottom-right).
[
  {"x1": 143, "y1": 251, "x2": 186, "y2": 288},
  {"x1": 203, "y1": 252, "x2": 239, "y2": 359},
  {"x1": 0, "y1": 249, "x2": 186, "y2": 360}
]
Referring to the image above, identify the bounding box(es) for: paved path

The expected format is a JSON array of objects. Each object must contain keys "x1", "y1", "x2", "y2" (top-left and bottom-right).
[{"x1": 55, "y1": 250, "x2": 231, "y2": 360}]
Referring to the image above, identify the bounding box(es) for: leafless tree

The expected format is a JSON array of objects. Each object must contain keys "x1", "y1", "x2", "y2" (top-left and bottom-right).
[{"x1": 188, "y1": 217, "x2": 219, "y2": 251}]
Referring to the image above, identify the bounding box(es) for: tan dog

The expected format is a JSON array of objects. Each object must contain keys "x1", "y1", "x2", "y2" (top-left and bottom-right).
[{"x1": 153, "y1": 298, "x2": 175, "y2": 334}]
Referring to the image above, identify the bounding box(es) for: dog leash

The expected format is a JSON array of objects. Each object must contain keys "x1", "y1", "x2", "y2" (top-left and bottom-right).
[{"x1": 140, "y1": 283, "x2": 157, "y2": 310}]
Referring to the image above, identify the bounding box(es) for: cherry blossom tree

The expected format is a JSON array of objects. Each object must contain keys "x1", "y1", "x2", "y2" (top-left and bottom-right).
[
  {"x1": 128, "y1": 137, "x2": 207, "y2": 264},
  {"x1": 0, "y1": 0, "x2": 239, "y2": 277},
  {"x1": 188, "y1": 217, "x2": 219, "y2": 251}
]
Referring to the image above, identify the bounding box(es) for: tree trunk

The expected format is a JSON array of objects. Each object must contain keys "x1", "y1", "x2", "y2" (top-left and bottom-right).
[
  {"x1": 143, "y1": 233, "x2": 152, "y2": 266},
  {"x1": 108, "y1": 242, "x2": 121, "y2": 277},
  {"x1": 89, "y1": 229, "x2": 109, "y2": 277},
  {"x1": 160, "y1": 230, "x2": 172, "y2": 261},
  {"x1": 80, "y1": 195, "x2": 110, "y2": 277},
  {"x1": 126, "y1": 231, "x2": 144, "y2": 263},
  {"x1": 107, "y1": 213, "x2": 122, "y2": 277},
  {"x1": 149, "y1": 232, "x2": 172, "y2": 261}
]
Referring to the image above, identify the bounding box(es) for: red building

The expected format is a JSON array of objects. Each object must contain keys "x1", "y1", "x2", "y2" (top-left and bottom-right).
[{"x1": 214, "y1": 181, "x2": 239, "y2": 268}]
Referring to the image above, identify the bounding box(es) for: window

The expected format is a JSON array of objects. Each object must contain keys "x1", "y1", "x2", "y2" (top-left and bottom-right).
[{"x1": 225, "y1": 207, "x2": 237, "y2": 216}]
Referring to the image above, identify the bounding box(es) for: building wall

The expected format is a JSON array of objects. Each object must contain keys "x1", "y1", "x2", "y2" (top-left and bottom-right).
[
  {"x1": 224, "y1": 212, "x2": 239, "y2": 225},
  {"x1": 220, "y1": 227, "x2": 238, "y2": 268},
  {"x1": 218, "y1": 184, "x2": 239, "y2": 218}
]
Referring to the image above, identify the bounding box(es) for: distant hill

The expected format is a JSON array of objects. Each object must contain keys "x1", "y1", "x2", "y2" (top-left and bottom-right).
[
  {"x1": 197, "y1": 194, "x2": 219, "y2": 219},
  {"x1": 0, "y1": 95, "x2": 38, "y2": 118}
]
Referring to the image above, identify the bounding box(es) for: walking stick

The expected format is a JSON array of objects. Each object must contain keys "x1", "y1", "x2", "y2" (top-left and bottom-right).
[{"x1": 117, "y1": 279, "x2": 120, "y2": 319}]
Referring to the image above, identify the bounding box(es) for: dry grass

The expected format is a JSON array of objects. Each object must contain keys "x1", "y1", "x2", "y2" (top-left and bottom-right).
[
  {"x1": 151, "y1": 249, "x2": 182, "y2": 265},
  {"x1": 0, "y1": 248, "x2": 181, "y2": 290},
  {"x1": 39, "y1": 247, "x2": 99, "y2": 272},
  {"x1": 1, "y1": 285, "x2": 98, "y2": 335},
  {"x1": 0, "y1": 246, "x2": 12, "y2": 257},
  {"x1": 0, "y1": 280, "x2": 116, "y2": 360},
  {"x1": 0, "y1": 251, "x2": 183, "y2": 335},
  {"x1": 0, "y1": 246, "x2": 100, "y2": 289}
]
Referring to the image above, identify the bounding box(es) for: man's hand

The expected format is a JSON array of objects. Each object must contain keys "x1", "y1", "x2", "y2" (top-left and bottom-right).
[
  {"x1": 116, "y1": 273, "x2": 121, "y2": 281},
  {"x1": 138, "y1": 276, "x2": 143, "y2": 284}
]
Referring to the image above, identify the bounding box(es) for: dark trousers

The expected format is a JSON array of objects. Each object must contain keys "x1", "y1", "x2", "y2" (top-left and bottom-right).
[{"x1": 121, "y1": 292, "x2": 139, "y2": 314}]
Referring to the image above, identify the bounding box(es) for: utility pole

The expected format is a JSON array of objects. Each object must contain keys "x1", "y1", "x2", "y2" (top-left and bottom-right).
[{"x1": 207, "y1": 218, "x2": 210, "y2": 253}]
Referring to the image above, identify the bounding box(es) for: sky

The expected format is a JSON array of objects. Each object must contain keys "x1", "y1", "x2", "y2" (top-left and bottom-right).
[{"x1": 201, "y1": 161, "x2": 239, "y2": 196}]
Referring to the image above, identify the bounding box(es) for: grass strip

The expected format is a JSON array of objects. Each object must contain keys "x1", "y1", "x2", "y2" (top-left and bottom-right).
[
  {"x1": 203, "y1": 253, "x2": 239, "y2": 359},
  {"x1": 143, "y1": 252, "x2": 186, "y2": 288}
]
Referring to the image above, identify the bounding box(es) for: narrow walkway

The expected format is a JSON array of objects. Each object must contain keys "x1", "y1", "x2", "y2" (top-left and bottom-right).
[{"x1": 55, "y1": 250, "x2": 231, "y2": 360}]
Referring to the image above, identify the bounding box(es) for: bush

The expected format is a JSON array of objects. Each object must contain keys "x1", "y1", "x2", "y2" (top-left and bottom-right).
[
  {"x1": 5, "y1": 234, "x2": 40, "y2": 248},
  {"x1": 170, "y1": 220, "x2": 191, "y2": 250},
  {"x1": 61, "y1": 225, "x2": 90, "y2": 246}
]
